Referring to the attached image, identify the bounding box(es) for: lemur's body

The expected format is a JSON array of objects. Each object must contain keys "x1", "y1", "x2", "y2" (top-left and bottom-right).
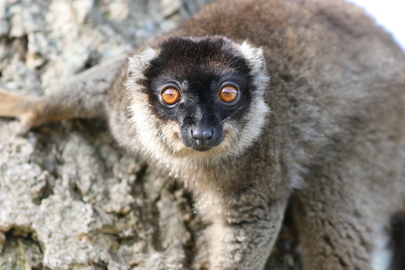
[{"x1": 1, "y1": 0, "x2": 405, "y2": 269}]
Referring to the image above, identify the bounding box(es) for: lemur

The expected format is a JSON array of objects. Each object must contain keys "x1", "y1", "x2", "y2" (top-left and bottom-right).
[{"x1": 1, "y1": 0, "x2": 405, "y2": 269}]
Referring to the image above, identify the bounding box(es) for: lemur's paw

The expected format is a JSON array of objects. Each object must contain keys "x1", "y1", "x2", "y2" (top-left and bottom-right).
[
  {"x1": 16, "y1": 112, "x2": 37, "y2": 135},
  {"x1": 0, "y1": 87, "x2": 41, "y2": 134}
]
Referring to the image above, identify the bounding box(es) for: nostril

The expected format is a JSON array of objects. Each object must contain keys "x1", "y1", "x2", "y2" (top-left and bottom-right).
[
  {"x1": 202, "y1": 129, "x2": 213, "y2": 141},
  {"x1": 191, "y1": 129, "x2": 201, "y2": 140}
]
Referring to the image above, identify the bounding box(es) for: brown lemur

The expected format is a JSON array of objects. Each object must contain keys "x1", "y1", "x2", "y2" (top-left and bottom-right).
[{"x1": 1, "y1": 0, "x2": 405, "y2": 269}]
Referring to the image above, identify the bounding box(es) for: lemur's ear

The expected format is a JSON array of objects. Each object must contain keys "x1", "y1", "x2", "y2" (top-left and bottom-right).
[
  {"x1": 127, "y1": 47, "x2": 159, "y2": 81},
  {"x1": 239, "y1": 41, "x2": 266, "y2": 71},
  {"x1": 236, "y1": 41, "x2": 269, "y2": 93}
]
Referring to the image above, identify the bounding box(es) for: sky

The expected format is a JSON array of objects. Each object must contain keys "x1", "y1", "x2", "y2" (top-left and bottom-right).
[{"x1": 348, "y1": 0, "x2": 405, "y2": 50}]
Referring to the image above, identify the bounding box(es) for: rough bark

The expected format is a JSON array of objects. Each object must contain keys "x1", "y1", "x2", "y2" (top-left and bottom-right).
[{"x1": 0, "y1": 0, "x2": 301, "y2": 269}]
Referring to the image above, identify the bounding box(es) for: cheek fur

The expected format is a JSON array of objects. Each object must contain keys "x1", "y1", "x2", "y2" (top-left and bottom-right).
[{"x1": 159, "y1": 120, "x2": 185, "y2": 151}]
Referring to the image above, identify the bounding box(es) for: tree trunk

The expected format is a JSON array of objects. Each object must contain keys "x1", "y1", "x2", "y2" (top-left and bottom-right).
[{"x1": 0, "y1": 0, "x2": 301, "y2": 269}]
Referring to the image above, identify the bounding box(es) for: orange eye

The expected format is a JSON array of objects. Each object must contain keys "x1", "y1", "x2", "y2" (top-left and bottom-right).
[
  {"x1": 219, "y1": 85, "x2": 239, "y2": 103},
  {"x1": 161, "y1": 88, "x2": 181, "y2": 105}
]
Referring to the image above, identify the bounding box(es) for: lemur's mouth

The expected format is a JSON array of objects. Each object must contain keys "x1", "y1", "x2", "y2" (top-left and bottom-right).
[{"x1": 191, "y1": 145, "x2": 215, "y2": 152}]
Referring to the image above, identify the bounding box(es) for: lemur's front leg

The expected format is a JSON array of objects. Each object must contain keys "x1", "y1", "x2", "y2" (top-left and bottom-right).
[
  {"x1": 0, "y1": 55, "x2": 127, "y2": 133},
  {"x1": 199, "y1": 185, "x2": 289, "y2": 270}
]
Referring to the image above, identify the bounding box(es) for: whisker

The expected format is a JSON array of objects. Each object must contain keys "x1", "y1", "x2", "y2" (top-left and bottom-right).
[{"x1": 217, "y1": 103, "x2": 248, "y2": 127}]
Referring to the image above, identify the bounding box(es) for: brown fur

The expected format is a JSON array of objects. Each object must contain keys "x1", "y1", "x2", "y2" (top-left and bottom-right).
[{"x1": 1, "y1": 0, "x2": 405, "y2": 269}]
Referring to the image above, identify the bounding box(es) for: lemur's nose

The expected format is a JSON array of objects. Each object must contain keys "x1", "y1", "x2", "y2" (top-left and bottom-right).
[{"x1": 191, "y1": 128, "x2": 214, "y2": 147}]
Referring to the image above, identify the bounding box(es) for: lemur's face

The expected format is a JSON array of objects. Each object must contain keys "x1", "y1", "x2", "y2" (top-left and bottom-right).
[{"x1": 126, "y1": 36, "x2": 270, "y2": 160}]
